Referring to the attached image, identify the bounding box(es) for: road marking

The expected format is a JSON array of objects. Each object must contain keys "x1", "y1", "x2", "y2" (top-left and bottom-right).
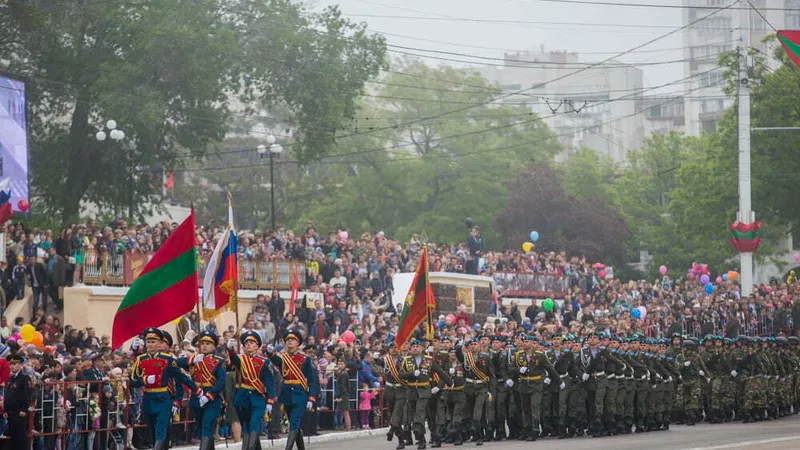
[{"x1": 679, "y1": 435, "x2": 800, "y2": 450}]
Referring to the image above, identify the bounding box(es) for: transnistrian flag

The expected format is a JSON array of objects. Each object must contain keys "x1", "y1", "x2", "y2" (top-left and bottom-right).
[
  {"x1": 111, "y1": 211, "x2": 199, "y2": 348},
  {"x1": 202, "y1": 197, "x2": 238, "y2": 319},
  {"x1": 395, "y1": 246, "x2": 436, "y2": 348},
  {"x1": 777, "y1": 30, "x2": 800, "y2": 68}
]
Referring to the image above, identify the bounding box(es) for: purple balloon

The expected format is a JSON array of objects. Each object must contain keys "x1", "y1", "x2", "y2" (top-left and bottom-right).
[{"x1": 700, "y1": 274, "x2": 710, "y2": 285}]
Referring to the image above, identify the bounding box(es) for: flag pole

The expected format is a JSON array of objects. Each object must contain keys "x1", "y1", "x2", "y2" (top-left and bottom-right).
[
  {"x1": 227, "y1": 191, "x2": 241, "y2": 335},
  {"x1": 191, "y1": 202, "x2": 203, "y2": 333}
]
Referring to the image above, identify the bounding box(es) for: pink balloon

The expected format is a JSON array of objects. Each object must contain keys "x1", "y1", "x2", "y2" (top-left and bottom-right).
[
  {"x1": 793, "y1": 252, "x2": 800, "y2": 263},
  {"x1": 716, "y1": 276, "x2": 723, "y2": 284},
  {"x1": 445, "y1": 314, "x2": 456, "y2": 325},
  {"x1": 341, "y1": 330, "x2": 355, "y2": 345},
  {"x1": 692, "y1": 262, "x2": 698, "y2": 270},
  {"x1": 638, "y1": 306, "x2": 648, "y2": 320},
  {"x1": 659, "y1": 265, "x2": 668, "y2": 275}
]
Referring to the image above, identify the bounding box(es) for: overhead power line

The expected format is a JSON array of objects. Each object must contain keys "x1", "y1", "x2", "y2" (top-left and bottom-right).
[{"x1": 539, "y1": 0, "x2": 799, "y2": 11}]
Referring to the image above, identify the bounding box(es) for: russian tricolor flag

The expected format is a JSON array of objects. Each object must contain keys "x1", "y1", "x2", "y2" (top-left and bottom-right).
[{"x1": 202, "y1": 197, "x2": 238, "y2": 318}]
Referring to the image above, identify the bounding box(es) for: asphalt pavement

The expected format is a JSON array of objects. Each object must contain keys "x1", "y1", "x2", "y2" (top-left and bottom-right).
[{"x1": 308, "y1": 416, "x2": 800, "y2": 450}]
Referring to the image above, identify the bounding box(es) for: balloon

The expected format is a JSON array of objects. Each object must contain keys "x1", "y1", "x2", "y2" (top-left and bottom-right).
[
  {"x1": 171, "y1": 317, "x2": 182, "y2": 325},
  {"x1": 728, "y1": 271, "x2": 739, "y2": 281},
  {"x1": 659, "y1": 265, "x2": 668, "y2": 275},
  {"x1": 20, "y1": 324, "x2": 35, "y2": 342},
  {"x1": 794, "y1": 252, "x2": 800, "y2": 263},
  {"x1": 597, "y1": 270, "x2": 606, "y2": 279},
  {"x1": 17, "y1": 199, "x2": 29, "y2": 212},
  {"x1": 436, "y1": 321, "x2": 445, "y2": 329},
  {"x1": 30, "y1": 331, "x2": 44, "y2": 348},
  {"x1": 631, "y1": 308, "x2": 641, "y2": 319},
  {"x1": 638, "y1": 306, "x2": 648, "y2": 320},
  {"x1": 704, "y1": 283, "x2": 714, "y2": 295},
  {"x1": 692, "y1": 262, "x2": 698, "y2": 270},
  {"x1": 700, "y1": 274, "x2": 710, "y2": 285},
  {"x1": 530, "y1": 231, "x2": 540, "y2": 242},
  {"x1": 522, "y1": 242, "x2": 534, "y2": 252},
  {"x1": 716, "y1": 276, "x2": 723, "y2": 284},
  {"x1": 341, "y1": 330, "x2": 355, "y2": 345},
  {"x1": 722, "y1": 273, "x2": 728, "y2": 281},
  {"x1": 701, "y1": 264, "x2": 708, "y2": 274},
  {"x1": 445, "y1": 314, "x2": 456, "y2": 325},
  {"x1": 542, "y1": 298, "x2": 554, "y2": 311}
]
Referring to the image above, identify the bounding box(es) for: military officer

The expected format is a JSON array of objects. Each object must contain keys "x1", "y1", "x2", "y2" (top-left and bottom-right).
[
  {"x1": 399, "y1": 339, "x2": 441, "y2": 449},
  {"x1": 131, "y1": 328, "x2": 200, "y2": 450},
  {"x1": 443, "y1": 345, "x2": 467, "y2": 445},
  {"x1": 488, "y1": 336, "x2": 510, "y2": 441},
  {"x1": 5, "y1": 353, "x2": 31, "y2": 450},
  {"x1": 375, "y1": 339, "x2": 407, "y2": 445},
  {"x1": 512, "y1": 335, "x2": 559, "y2": 442},
  {"x1": 178, "y1": 330, "x2": 227, "y2": 450},
  {"x1": 459, "y1": 337, "x2": 495, "y2": 445},
  {"x1": 268, "y1": 330, "x2": 319, "y2": 450},
  {"x1": 227, "y1": 330, "x2": 276, "y2": 450}
]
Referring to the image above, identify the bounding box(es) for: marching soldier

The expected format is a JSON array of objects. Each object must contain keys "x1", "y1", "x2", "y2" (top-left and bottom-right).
[
  {"x1": 268, "y1": 330, "x2": 319, "y2": 450},
  {"x1": 488, "y1": 336, "x2": 510, "y2": 441},
  {"x1": 428, "y1": 337, "x2": 453, "y2": 447},
  {"x1": 548, "y1": 334, "x2": 574, "y2": 439},
  {"x1": 580, "y1": 332, "x2": 609, "y2": 437},
  {"x1": 443, "y1": 345, "x2": 467, "y2": 445},
  {"x1": 177, "y1": 330, "x2": 227, "y2": 450},
  {"x1": 227, "y1": 330, "x2": 276, "y2": 450},
  {"x1": 677, "y1": 338, "x2": 706, "y2": 426},
  {"x1": 399, "y1": 339, "x2": 444, "y2": 450},
  {"x1": 512, "y1": 335, "x2": 559, "y2": 442},
  {"x1": 376, "y1": 339, "x2": 407, "y2": 446},
  {"x1": 131, "y1": 328, "x2": 200, "y2": 450},
  {"x1": 459, "y1": 337, "x2": 495, "y2": 445}
]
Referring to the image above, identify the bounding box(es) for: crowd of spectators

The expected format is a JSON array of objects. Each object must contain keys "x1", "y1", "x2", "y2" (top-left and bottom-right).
[{"x1": 1, "y1": 218, "x2": 800, "y2": 447}]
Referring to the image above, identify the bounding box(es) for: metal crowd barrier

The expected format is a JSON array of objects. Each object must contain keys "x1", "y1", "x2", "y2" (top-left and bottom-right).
[{"x1": 494, "y1": 271, "x2": 571, "y2": 298}]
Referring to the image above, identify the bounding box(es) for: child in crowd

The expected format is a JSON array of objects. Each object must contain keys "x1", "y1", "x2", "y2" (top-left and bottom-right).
[{"x1": 358, "y1": 382, "x2": 376, "y2": 429}]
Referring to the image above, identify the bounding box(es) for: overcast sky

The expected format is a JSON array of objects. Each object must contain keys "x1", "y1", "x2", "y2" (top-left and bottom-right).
[{"x1": 310, "y1": 0, "x2": 685, "y2": 90}]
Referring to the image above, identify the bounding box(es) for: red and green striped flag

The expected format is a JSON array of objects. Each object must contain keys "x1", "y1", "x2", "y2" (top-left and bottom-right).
[
  {"x1": 777, "y1": 30, "x2": 800, "y2": 68},
  {"x1": 395, "y1": 246, "x2": 436, "y2": 348},
  {"x1": 111, "y1": 212, "x2": 199, "y2": 348}
]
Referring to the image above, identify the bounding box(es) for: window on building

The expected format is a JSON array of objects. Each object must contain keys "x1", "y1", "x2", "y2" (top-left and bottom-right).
[
  {"x1": 500, "y1": 84, "x2": 521, "y2": 91},
  {"x1": 701, "y1": 119, "x2": 717, "y2": 133},
  {"x1": 787, "y1": 15, "x2": 800, "y2": 29},
  {"x1": 648, "y1": 105, "x2": 662, "y2": 118}
]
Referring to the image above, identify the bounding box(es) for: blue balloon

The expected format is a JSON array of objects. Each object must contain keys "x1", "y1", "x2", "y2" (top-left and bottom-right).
[
  {"x1": 704, "y1": 283, "x2": 714, "y2": 295},
  {"x1": 530, "y1": 231, "x2": 540, "y2": 242},
  {"x1": 722, "y1": 273, "x2": 728, "y2": 281},
  {"x1": 631, "y1": 308, "x2": 641, "y2": 319}
]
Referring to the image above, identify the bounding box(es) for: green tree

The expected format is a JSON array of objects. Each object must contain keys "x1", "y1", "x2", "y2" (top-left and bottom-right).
[
  {"x1": 297, "y1": 60, "x2": 562, "y2": 246},
  {"x1": 559, "y1": 147, "x2": 617, "y2": 202},
  {"x1": 2, "y1": 0, "x2": 385, "y2": 223}
]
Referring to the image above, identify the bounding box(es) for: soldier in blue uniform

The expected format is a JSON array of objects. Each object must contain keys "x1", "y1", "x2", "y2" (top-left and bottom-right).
[
  {"x1": 177, "y1": 330, "x2": 227, "y2": 450},
  {"x1": 131, "y1": 328, "x2": 200, "y2": 450},
  {"x1": 226, "y1": 330, "x2": 276, "y2": 450},
  {"x1": 267, "y1": 330, "x2": 319, "y2": 450}
]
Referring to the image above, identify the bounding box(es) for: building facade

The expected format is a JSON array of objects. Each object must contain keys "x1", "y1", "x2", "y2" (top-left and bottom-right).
[{"x1": 477, "y1": 49, "x2": 645, "y2": 162}]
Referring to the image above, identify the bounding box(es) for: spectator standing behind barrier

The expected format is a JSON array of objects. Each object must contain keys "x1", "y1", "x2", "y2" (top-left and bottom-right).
[
  {"x1": 333, "y1": 359, "x2": 351, "y2": 431},
  {"x1": 46, "y1": 247, "x2": 66, "y2": 312},
  {"x1": 28, "y1": 256, "x2": 47, "y2": 315},
  {"x1": 11, "y1": 256, "x2": 25, "y2": 299}
]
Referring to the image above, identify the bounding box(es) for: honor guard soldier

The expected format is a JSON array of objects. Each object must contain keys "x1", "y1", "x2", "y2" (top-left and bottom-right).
[
  {"x1": 399, "y1": 339, "x2": 442, "y2": 450},
  {"x1": 227, "y1": 330, "x2": 276, "y2": 450},
  {"x1": 131, "y1": 328, "x2": 200, "y2": 450},
  {"x1": 458, "y1": 337, "x2": 495, "y2": 446},
  {"x1": 442, "y1": 345, "x2": 467, "y2": 446},
  {"x1": 178, "y1": 330, "x2": 227, "y2": 450},
  {"x1": 375, "y1": 338, "x2": 408, "y2": 445},
  {"x1": 512, "y1": 335, "x2": 559, "y2": 442},
  {"x1": 488, "y1": 336, "x2": 510, "y2": 441},
  {"x1": 5, "y1": 353, "x2": 31, "y2": 450},
  {"x1": 267, "y1": 330, "x2": 319, "y2": 450}
]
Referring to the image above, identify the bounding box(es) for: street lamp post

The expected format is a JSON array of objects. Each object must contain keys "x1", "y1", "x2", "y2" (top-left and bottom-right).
[
  {"x1": 257, "y1": 134, "x2": 283, "y2": 231},
  {"x1": 95, "y1": 120, "x2": 128, "y2": 217}
]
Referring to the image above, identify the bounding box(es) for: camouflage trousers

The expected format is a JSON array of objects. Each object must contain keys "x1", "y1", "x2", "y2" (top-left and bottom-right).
[
  {"x1": 709, "y1": 376, "x2": 735, "y2": 411},
  {"x1": 682, "y1": 379, "x2": 702, "y2": 410},
  {"x1": 741, "y1": 376, "x2": 760, "y2": 410},
  {"x1": 673, "y1": 380, "x2": 685, "y2": 414}
]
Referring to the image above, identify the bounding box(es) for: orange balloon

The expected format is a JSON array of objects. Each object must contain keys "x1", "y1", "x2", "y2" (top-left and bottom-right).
[{"x1": 30, "y1": 331, "x2": 44, "y2": 348}]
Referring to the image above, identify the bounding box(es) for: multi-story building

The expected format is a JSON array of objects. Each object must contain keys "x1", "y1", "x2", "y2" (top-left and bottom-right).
[
  {"x1": 643, "y1": 95, "x2": 686, "y2": 136},
  {"x1": 682, "y1": 0, "x2": 799, "y2": 135},
  {"x1": 477, "y1": 49, "x2": 644, "y2": 162}
]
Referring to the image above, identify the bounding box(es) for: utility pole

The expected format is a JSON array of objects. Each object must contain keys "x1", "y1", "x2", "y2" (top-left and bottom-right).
[{"x1": 737, "y1": 1, "x2": 754, "y2": 296}]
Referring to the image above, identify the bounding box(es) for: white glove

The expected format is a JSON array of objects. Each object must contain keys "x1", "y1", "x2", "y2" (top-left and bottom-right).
[
  {"x1": 684, "y1": 361, "x2": 691, "y2": 367},
  {"x1": 544, "y1": 377, "x2": 551, "y2": 385},
  {"x1": 655, "y1": 373, "x2": 662, "y2": 380},
  {"x1": 698, "y1": 370, "x2": 705, "y2": 377},
  {"x1": 559, "y1": 382, "x2": 566, "y2": 390},
  {"x1": 145, "y1": 375, "x2": 156, "y2": 385},
  {"x1": 431, "y1": 387, "x2": 440, "y2": 395},
  {"x1": 519, "y1": 366, "x2": 528, "y2": 374},
  {"x1": 172, "y1": 405, "x2": 179, "y2": 416},
  {"x1": 306, "y1": 401, "x2": 313, "y2": 411},
  {"x1": 267, "y1": 345, "x2": 275, "y2": 354},
  {"x1": 582, "y1": 373, "x2": 590, "y2": 381},
  {"x1": 414, "y1": 370, "x2": 421, "y2": 377},
  {"x1": 193, "y1": 354, "x2": 205, "y2": 364},
  {"x1": 198, "y1": 395, "x2": 209, "y2": 407},
  {"x1": 651, "y1": 385, "x2": 657, "y2": 389},
  {"x1": 227, "y1": 339, "x2": 236, "y2": 349},
  {"x1": 266, "y1": 404, "x2": 273, "y2": 415},
  {"x1": 505, "y1": 379, "x2": 514, "y2": 388},
  {"x1": 775, "y1": 375, "x2": 779, "y2": 380},
  {"x1": 731, "y1": 370, "x2": 737, "y2": 377},
  {"x1": 373, "y1": 352, "x2": 381, "y2": 359},
  {"x1": 666, "y1": 376, "x2": 673, "y2": 383},
  {"x1": 449, "y1": 368, "x2": 455, "y2": 375}
]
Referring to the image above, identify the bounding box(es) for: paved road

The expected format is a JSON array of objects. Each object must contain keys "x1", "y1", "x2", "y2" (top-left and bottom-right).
[{"x1": 310, "y1": 417, "x2": 800, "y2": 450}]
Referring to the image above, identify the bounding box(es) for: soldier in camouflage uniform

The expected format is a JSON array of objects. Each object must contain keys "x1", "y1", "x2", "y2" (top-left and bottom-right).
[
  {"x1": 488, "y1": 336, "x2": 510, "y2": 441},
  {"x1": 704, "y1": 336, "x2": 733, "y2": 423},
  {"x1": 442, "y1": 344, "x2": 467, "y2": 445},
  {"x1": 459, "y1": 337, "x2": 495, "y2": 445},
  {"x1": 512, "y1": 335, "x2": 559, "y2": 441},
  {"x1": 428, "y1": 337, "x2": 452, "y2": 448},
  {"x1": 677, "y1": 338, "x2": 705, "y2": 426}
]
